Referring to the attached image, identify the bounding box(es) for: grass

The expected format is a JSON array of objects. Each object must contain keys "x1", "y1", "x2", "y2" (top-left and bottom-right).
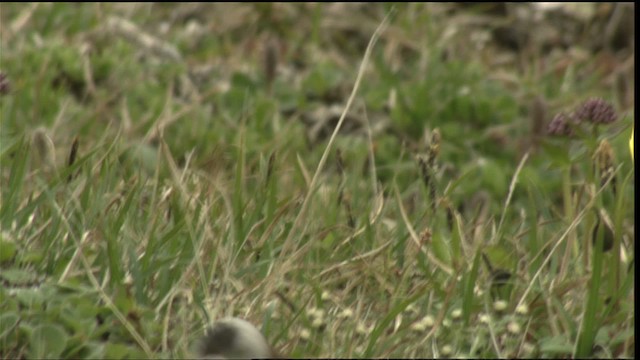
[{"x1": 0, "y1": 3, "x2": 635, "y2": 359}]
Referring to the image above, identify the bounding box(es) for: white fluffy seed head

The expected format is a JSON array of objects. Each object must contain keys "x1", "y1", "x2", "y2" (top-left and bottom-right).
[
  {"x1": 515, "y1": 304, "x2": 529, "y2": 315},
  {"x1": 493, "y1": 300, "x2": 508, "y2": 312},
  {"x1": 356, "y1": 322, "x2": 371, "y2": 335},
  {"x1": 411, "y1": 315, "x2": 434, "y2": 332},
  {"x1": 299, "y1": 328, "x2": 311, "y2": 341},
  {"x1": 441, "y1": 344, "x2": 453, "y2": 356},
  {"x1": 338, "y1": 308, "x2": 354, "y2": 319},
  {"x1": 421, "y1": 315, "x2": 435, "y2": 328},
  {"x1": 31, "y1": 127, "x2": 56, "y2": 171},
  {"x1": 404, "y1": 304, "x2": 418, "y2": 314},
  {"x1": 507, "y1": 321, "x2": 521, "y2": 335},
  {"x1": 479, "y1": 313, "x2": 491, "y2": 324},
  {"x1": 410, "y1": 321, "x2": 427, "y2": 332},
  {"x1": 311, "y1": 317, "x2": 325, "y2": 329},
  {"x1": 451, "y1": 308, "x2": 462, "y2": 319}
]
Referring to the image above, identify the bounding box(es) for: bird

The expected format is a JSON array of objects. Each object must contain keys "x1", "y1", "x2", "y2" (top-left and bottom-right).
[
  {"x1": 197, "y1": 317, "x2": 280, "y2": 359},
  {"x1": 482, "y1": 253, "x2": 513, "y2": 299}
]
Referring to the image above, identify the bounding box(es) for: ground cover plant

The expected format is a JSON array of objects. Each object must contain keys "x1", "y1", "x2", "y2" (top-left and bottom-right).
[{"x1": 0, "y1": 3, "x2": 634, "y2": 359}]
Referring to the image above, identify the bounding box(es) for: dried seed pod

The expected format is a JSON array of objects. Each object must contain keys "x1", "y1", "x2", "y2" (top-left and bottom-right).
[
  {"x1": 31, "y1": 127, "x2": 56, "y2": 172},
  {"x1": 263, "y1": 36, "x2": 279, "y2": 94},
  {"x1": 266, "y1": 151, "x2": 276, "y2": 184},
  {"x1": 529, "y1": 95, "x2": 547, "y2": 141},
  {"x1": 67, "y1": 136, "x2": 79, "y2": 182}
]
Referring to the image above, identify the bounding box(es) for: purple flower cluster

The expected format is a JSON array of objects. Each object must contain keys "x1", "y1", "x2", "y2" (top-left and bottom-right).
[
  {"x1": 547, "y1": 98, "x2": 618, "y2": 137},
  {"x1": 574, "y1": 97, "x2": 618, "y2": 125},
  {"x1": 547, "y1": 112, "x2": 576, "y2": 137}
]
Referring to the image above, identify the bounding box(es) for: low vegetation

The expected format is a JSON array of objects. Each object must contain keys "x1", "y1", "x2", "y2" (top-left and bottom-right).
[{"x1": 0, "y1": 3, "x2": 634, "y2": 358}]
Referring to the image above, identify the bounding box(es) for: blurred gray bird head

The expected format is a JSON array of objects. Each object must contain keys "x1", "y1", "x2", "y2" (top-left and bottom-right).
[{"x1": 198, "y1": 317, "x2": 276, "y2": 359}]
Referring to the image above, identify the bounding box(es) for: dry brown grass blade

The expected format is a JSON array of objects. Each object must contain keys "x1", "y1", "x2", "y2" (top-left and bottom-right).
[
  {"x1": 336, "y1": 191, "x2": 384, "y2": 250},
  {"x1": 516, "y1": 168, "x2": 620, "y2": 310},
  {"x1": 495, "y1": 151, "x2": 529, "y2": 240},
  {"x1": 4, "y1": 3, "x2": 40, "y2": 42},
  {"x1": 394, "y1": 184, "x2": 453, "y2": 276},
  {"x1": 49, "y1": 202, "x2": 155, "y2": 357},
  {"x1": 317, "y1": 238, "x2": 394, "y2": 278},
  {"x1": 266, "y1": 11, "x2": 394, "y2": 284}
]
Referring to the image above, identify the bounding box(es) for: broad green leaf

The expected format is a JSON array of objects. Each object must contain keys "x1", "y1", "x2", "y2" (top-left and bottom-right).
[
  {"x1": 539, "y1": 335, "x2": 573, "y2": 355},
  {"x1": 29, "y1": 323, "x2": 69, "y2": 359},
  {"x1": 0, "y1": 238, "x2": 17, "y2": 262},
  {"x1": 0, "y1": 312, "x2": 20, "y2": 339}
]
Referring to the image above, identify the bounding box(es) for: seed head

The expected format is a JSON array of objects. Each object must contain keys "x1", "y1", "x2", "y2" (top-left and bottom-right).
[
  {"x1": 515, "y1": 304, "x2": 529, "y2": 316},
  {"x1": 441, "y1": 344, "x2": 453, "y2": 357},
  {"x1": 451, "y1": 308, "x2": 462, "y2": 320},
  {"x1": 412, "y1": 315, "x2": 434, "y2": 330},
  {"x1": 493, "y1": 300, "x2": 508, "y2": 312},
  {"x1": 311, "y1": 317, "x2": 325, "y2": 329},
  {"x1": 320, "y1": 290, "x2": 332, "y2": 302},
  {"x1": 338, "y1": 308, "x2": 354, "y2": 319},
  {"x1": 299, "y1": 328, "x2": 311, "y2": 340},
  {"x1": 507, "y1": 321, "x2": 521, "y2": 335},
  {"x1": 32, "y1": 127, "x2": 56, "y2": 171},
  {"x1": 356, "y1": 322, "x2": 371, "y2": 335}
]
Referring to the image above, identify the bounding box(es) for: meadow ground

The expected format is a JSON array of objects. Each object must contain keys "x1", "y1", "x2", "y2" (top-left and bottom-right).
[{"x1": 0, "y1": 3, "x2": 635, "y2": 358}]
